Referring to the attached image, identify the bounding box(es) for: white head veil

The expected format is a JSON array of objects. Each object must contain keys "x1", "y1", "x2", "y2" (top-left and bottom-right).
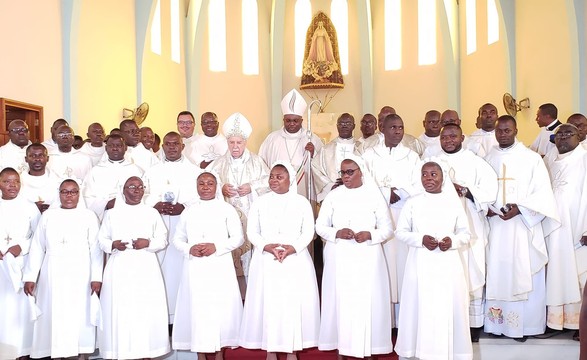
[
  {"x1": 270, "y1": 160, "x2": 297, "y2": 194},
  {"x1": 338, "y1": 154, "x2": 378, "y2": 188},
  {"x1": 49, "y1": 178, "x2": 87, "y2": 209},
  {"x1": 197, "y1": 169, "x2": 223, "y2": 200},
  {"x1": 114, "y1": 175, "x2": 146, "y2": 209},
  {"x1": 419, "y1": 158, "x2": 462, "y2": 208}
]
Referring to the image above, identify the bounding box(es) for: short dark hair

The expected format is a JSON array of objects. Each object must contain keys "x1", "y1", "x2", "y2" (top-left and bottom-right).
[
  {"x1": 539, "y1": 103, "x2": 558, "y2": 119},
  {"x1": 119, "y1": 119, "x2": 137, "y2": 129},
  {"x1": 26, "y1": 143, "x2": 47, "y2": 156},
  {"x1": 177, "y1": 111, "x2": 195, "y2": 122},
  {"x1": 441, "y1": 123, "x2": 462, "y2": 133},
  {"x1": 497, "y1": 114, "x2": 517, "y2": 127},
  {"x1": 383, "y1": 113, "x2": 403, "y2": 125},
  {"x1": 201, "y1": 112, "x2": 218, "y2": 121},
  {"x1": 105, "y1": 134, "x2": 126, "y2": 145},
  {"x1": 0, "y1": 167, "x2": 18, "y2": 178}
]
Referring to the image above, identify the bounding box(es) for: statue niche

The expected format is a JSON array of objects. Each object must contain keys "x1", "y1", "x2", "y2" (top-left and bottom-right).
[{"x1": 300, "y1": 12, "x2": 344, "y2": 90}]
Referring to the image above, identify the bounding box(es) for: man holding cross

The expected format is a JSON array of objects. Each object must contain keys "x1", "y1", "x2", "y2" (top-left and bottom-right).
[{"x1": 483, "y1": 115, "x2": 559, "y2": 341}]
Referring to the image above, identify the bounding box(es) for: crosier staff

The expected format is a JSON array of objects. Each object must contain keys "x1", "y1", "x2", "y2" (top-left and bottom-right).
[{"x1": 306, "y1": 99, "x2": 322, "y2": 215}]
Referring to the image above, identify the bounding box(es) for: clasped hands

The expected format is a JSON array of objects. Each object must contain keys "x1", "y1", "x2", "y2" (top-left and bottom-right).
[
  {"x1": 422, "y1": 235, "x2": 452, "y2": 251},
  {"x1": 486, "y1": 203, "x2": 520, "y2": 220},
  {"x1": 336, "y1": 228, "x2": 371, "y2": 243},
  {"x1": 154, "y1": 201, "x2": 185, "y2": 216},
  {"x1": 189, "y1": 243, "x2": 217, "y2": 257},
  {"x1": 111, "y1": 238, "x2": 150, "y2": 251},
  {"x1": 263, "y1": 243, "x2": 296, "y2": 263},
  {"x1": 222, "y1": 183, "x2": 252, "y2": 197}
]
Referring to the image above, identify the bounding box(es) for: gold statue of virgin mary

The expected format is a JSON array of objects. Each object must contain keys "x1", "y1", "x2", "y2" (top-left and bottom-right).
[{"x1": 300, "y1": 12, "x2": 344, "y2": 90}]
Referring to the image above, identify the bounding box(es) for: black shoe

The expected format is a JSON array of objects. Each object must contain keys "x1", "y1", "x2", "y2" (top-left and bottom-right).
[
  {"x1": 513, "y1": 336, "x2": 527, "y2": 342},
  {"x1": 470, "y1": 327, "x2": 482, "y2": 343},
  {"x1": 573, "y1": 330, "x2": 580, "y2": 341},
  {"x1": 532, "y1": 327, "x2": 561, "y2": 339}
]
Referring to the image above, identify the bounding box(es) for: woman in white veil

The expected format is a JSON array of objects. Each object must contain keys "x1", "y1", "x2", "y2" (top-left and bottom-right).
[
  {"x1": 240, "y1": 161, "x2": 320, "y2": 360},
  {"x1": 394, "y1": 161, "x2": 473, "y2": 360},
  {"x1": 316, "y1": 154, "x2": 394, "y2": 359},
  {"x1": 23, "y1": 178, "x2": 102, "y2": 359},
  {"x1": 172, "y1": 170, "x2": 244, "y2": 360},
  {"x1": 97, "y1": 176, "x2": 170, "y2": 360}
]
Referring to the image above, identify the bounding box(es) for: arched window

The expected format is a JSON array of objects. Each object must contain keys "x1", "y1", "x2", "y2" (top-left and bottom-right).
[
  {"x1": 331, "y1": 0, "x2": 348, "y2": 75},
  {"x1": 384, "y1": 0, "x2": 401, "y2": 70},
  {"x1": 295, "y1": 0, "x2": 312, "y2": 77},
  {"x1": 418, "y1": 0, "x2": 436, "y2": 65},
  {"x1": 466, "y1": 0, "x2": 477, "y2": 54},
  {"x1": 150, "y1": 0, "x2": 162, "y2": 55},
  {"x1": 171, "y1": 0, "x2": 180, "y2": 63},
  {"x1": 242, "y1": 0, "x2": 259, "y2": 75},
  {"x1": 487, "y1": 0, "x2": 499, "y2": 45},
  {"x1": 208, "y1": 0, "x2": 227, "y2": 72}
]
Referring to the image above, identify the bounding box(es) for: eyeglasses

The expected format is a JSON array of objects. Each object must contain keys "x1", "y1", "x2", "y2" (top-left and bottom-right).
[
  {"x1": 57, "y1": 133, "x2": 73, "y2": 139},
  {"x1": 124, "y1": 185, "x2": 146, "y2": 190},
  {"x1": 9, "y1": 128, "x2": 29, "y2": 134},
  {"x1": 177, "y1": 120, "x2": 194, "y2": 126},
  {"x1": 554, "y1": 131, "x2": 578, "y2": 139},
  {"x1": 59, "y1": 189, "x2": 79, "y2": 196},
  {"x1": 338, "y1": 168, "x2": 360, "y2": 177}
]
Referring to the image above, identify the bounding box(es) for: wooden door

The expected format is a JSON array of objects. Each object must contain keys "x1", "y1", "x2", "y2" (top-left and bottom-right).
[{"x1": 0, "y1": 98, "x2": 44, "y2": 146}]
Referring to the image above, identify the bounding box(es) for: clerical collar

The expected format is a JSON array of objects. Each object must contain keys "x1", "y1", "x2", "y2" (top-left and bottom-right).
[
  {"x1": 546, "y1": 119, "x2": 562, "y2": 131},
  {"x1": 108, "y1": 158, "x2": 125, "y2": 164},
  {"x1": 165, "y1": 156, "x2": 182, "y2": 162},
  {"x1": 337, "y1": 137, "x2": 355, "y2": 144}
]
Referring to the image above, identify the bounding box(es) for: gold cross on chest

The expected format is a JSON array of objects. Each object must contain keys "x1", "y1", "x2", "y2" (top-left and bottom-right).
[{"x1": 497, "y1": 163, "x2": 515, "y2": 205}]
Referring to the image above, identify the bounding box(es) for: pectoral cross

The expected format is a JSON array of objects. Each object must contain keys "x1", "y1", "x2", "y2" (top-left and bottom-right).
[
  {"x1": 497, "y1": 163, "x2": 515, "y2": 205},
  {"x1": 338, "y1": 145, "x2": 351, "y2": 158}
]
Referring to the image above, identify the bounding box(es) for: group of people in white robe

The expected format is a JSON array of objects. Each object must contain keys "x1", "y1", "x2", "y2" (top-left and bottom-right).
[
  {"x1": 310, "y1": 100, "x2": 587, "y2": 359},
  {"x1": 2, "y1": 89, "x2": 587, "y2": 360}
]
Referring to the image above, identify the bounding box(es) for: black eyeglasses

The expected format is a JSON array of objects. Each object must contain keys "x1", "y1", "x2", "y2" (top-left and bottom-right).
[
  {"x1": 59, "y1": 189, "x2": 79, "y2": 196},
  {"x1": 338, "y1": 168, "x2": 359, "y2": 176},
  {"x1": 9, "y1": 128, "x2": 29, "y2": 134}
]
